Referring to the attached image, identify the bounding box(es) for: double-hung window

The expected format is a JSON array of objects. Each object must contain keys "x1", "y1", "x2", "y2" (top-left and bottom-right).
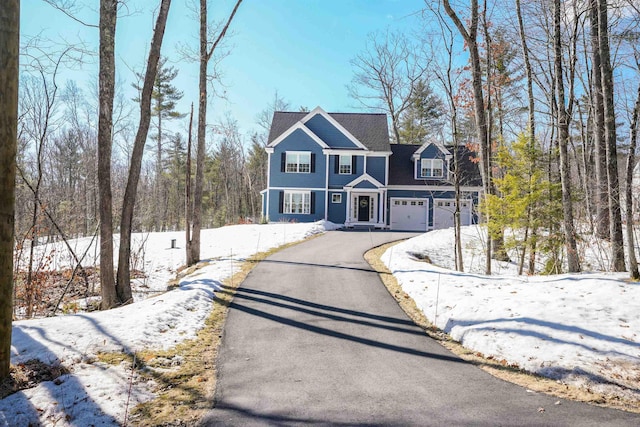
[
  {"x1": 286, "y1": 152, "x2": 311, "y2": 173},
  {"x1": 283, "y1": 191, "x2": 311, "y2": 214},
  {"x1": 338, "y1": 155, "x2": 352, "y2": 174},
  {"x1": 420, "y1": 158, "x2": 444, "y2": 178}
]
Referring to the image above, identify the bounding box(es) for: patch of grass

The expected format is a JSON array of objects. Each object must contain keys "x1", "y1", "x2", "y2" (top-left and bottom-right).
[{"x1": 365, "y1": 242, "x2": 640, "y2": 414}]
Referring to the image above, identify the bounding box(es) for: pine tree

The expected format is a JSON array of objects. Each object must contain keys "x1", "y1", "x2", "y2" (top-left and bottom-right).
[
  {"x1": 133, "y1": 56, "x2": 185, "y2": 231},
  {"x1": 482, "y1": 135, "x2": 562, "y2": 274},
  {"x1": 398, "y1": 79, "x2": 444, "y2": 144}
]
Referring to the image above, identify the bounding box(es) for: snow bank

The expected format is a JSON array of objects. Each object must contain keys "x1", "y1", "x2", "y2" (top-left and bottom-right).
[
  {"x1": 2, "y1": 221, "x2": 338, "y2": 426},
  {"x1": 383, "y1": 226, "x2": 640, "y2": 402}
]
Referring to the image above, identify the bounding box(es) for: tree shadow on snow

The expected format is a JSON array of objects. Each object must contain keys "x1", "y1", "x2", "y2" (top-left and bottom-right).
[
  {"x1": 446, "y1": 317, "x2": 640, "y2": 352},
  {"x1": 5, "y1": 329, "x2": 120, "y2": 425}
]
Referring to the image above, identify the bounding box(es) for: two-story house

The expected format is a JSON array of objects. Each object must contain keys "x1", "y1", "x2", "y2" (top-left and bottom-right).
[{"x1": 261, "y1": 106, "x2": 483, "y2": 231}]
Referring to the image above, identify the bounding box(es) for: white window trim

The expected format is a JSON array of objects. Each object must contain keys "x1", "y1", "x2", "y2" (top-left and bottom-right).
[
  {"x1": 283, "y1": 191, "x2": 311, "y2": 214},
  {"x1": 286, "y1": 151, "x2": 311, "y2": 174},
  {"x1": 338, "y1": 155, "x2": 352, "y2": 175},
  {"x1": 332, "y1": 193, "x2": 342, "y2": 203},
  {"x1": 420, "y1": 158, "x2": 444, "y2": 178}
]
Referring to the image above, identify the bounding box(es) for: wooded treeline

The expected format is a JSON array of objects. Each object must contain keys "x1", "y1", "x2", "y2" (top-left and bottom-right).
[
  {"x1": 349, "y1": 0, "x2": 640, "y2": 278},
  {"x1": 15, "y1": 62, "x2": 267, "y2": 243}
]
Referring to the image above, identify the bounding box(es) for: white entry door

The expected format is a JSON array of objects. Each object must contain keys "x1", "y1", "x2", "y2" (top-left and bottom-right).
[
  {"x1": 433, "y1": 199, "x2": 472, "y2": 230},
  {"x1": 390, "y1": 198, "x2": 428, "y2": 231}
]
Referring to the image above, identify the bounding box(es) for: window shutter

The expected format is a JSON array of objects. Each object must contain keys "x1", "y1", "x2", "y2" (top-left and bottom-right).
[
  {"x1": 278, "y1": 191, "x2": 284, "y2": 213},
  {"x1": 352, "y1": 156, "x2": 357, "y2": 174},
  {"x1": 281, "y1": 153, "x2": 286, "y2": 172},
  {"x1": 334, "y1": 155, "x2": 339, "y2": 174},
  {"x1": 310, "y1": 192, "x2": 316, "y2": 214},
  {"x1": 311, "y1": 153, "x2": 316, "y2": 173}
]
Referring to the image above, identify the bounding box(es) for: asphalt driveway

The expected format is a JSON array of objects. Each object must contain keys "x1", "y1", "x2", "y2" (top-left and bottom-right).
[{"x1": 200, "y1": 230, "x2": 639, "y2": 426}]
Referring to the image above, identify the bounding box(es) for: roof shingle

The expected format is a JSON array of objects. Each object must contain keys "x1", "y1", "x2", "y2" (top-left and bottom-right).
[
  {"x1": 388, "y1": 143, "x2": 482, "y2": 187},
  {"x1": 267, "y1": 111, "x2": 390, "y2": 152}
]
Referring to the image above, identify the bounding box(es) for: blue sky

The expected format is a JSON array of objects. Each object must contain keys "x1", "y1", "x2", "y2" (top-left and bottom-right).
[{"x1": 21, "y1": 0, "x2": 425, "y2": 139}]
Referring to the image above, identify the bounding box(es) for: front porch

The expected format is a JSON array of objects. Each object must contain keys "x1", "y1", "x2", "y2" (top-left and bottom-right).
[{"x1": 343, "y1": 174, "x2": 387, "y2": 229}]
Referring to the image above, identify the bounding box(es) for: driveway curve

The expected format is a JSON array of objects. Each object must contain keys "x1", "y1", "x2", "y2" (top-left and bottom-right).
[{"x1": 200, "y1": 230, "x2": 639, "y2": 426}]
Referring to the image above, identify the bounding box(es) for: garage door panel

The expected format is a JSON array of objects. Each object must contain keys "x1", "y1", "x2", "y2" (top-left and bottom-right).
[
  {"x1": 390, "y1": 198, "x2": 428, "y2": 231},
  {"x1": 433, "y1": 199, "x2": 472, "y2": 230}
]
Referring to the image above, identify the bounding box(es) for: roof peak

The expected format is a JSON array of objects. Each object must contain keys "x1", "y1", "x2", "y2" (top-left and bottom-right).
[{"x1": 274, "y1": 110, "x2": 386, "y2": 116}]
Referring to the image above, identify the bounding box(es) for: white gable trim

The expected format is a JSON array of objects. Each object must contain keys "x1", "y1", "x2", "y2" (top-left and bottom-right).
[
  {"x1": 411, "y1": 140, "x2": 452, "y2": 160},
  {"x1": 301, "y1": 106, "x2": 369, "y2": 150},
  {"x1": 343, "y1": 173, "x2": 385, "y2": 189},
  {"x1": 267, "y1": 122, "x2": 329, "y2": 149},
  {"x1": 323, "y1": 149, "x2": 392, "y2": 157}
]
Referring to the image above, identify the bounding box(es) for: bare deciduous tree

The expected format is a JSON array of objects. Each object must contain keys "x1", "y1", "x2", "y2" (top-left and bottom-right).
[
  {"x1": 116, "y1": 0, "x2": 172, "y2": 303},
  {"x1": 554, "y1": 0, "x2": 581, "y2": 272},
  {"x1": 625, "y1": 74, "x2": 640, "y2": 280},
  {"x1": 442, "y1": 0, "x2": 495, "y2": 274},
  {"x1": 188, "y1": 0, "x2": 243, "y2": 266},
  {"x1": 0, "y1": 0, "x2": 19, "y2": 379},
  {"x1": 597, "y1": 0, "x2": 625, "y2": 272},
  {"x1": 348, "y1": 30, "x2": 427, "y2": 145},
  {"x1": 98, "y1": 0, "x2": 118, "y2": 309}
]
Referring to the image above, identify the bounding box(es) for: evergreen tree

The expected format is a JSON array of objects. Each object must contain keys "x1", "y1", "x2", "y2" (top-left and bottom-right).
[
  {"x1": 133, "y1": 56, "x2": 185, "y2": 231},
  {"x1": 163, "y1": 132, "x2": 187, "y2": 230},
  {"x1": 246, "y1": 134, "x2": 268, "y2": 219},
  {"x1": 482, "y1": 135, "x2": 563, "y2": 274},
  {"x1": 398, "y1": 79, "x2": 444, "y2": 144}
]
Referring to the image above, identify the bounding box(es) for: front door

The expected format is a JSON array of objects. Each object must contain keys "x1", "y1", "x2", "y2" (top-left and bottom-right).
[{"x1": 357, "y1": 196, "x2": 370, "y2": 221}]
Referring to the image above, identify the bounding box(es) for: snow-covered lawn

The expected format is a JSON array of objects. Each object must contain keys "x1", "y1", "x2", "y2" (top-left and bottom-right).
[
  {"x1": 3, "y1": 223, "x2": 639, "y2": 425},
  {"x1": 382, "y1": 226, "x2": 640, "y2": 405},
  {"x1": 2, "y1": 221, "x2": 339, "y2": 426}
]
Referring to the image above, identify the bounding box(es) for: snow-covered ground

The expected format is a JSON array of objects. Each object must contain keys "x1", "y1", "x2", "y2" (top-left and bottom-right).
[
  {"x1": 2, "y1": 221, "x2": 339, "y2": 426},
  {"x1": 382, "y1": 226, "x2": 640, "y2": 404},
  {"x1": 2, "y1": 223, "x2": 639, "y2": 425}
]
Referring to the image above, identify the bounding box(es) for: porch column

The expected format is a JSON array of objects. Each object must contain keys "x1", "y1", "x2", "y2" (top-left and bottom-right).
[
  {"x1": 345, "y1": 189, "x2": 351, "y2": 225},
  {"x1": 380, "y1": 190, "x2": 386, "y2": 226}
]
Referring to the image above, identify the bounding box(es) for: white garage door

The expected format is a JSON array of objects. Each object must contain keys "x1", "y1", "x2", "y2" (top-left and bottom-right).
[
  {"x1": 433, "y1": 199, "x2": 472, "y2": 230},
  {"x1": 390, "y1": 198, "x2": 428, "y2": 231}
]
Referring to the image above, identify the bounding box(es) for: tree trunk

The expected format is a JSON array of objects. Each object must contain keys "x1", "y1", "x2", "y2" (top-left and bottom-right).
[
  {"x1": 481, "y1": 5, "x2": 509, "y2": 263},
  {"x1": 117, "y1": 0, "x2": 172, "y2": 304},
  {"x1": 191, "y1": 0, "x2": 209, "y2": 266},
  {"x1": 156, "y1": 102, "x2": 163, "y2": 231},
  {"x1": 625, "y1": 82, "x2": 640, "y2": 280},
  {"x1": 598, "y1": 0, "x2": 626, "y2": 272},
  {"x1": 186, "y1": 103, "x2": 194, "y2": 265},
  {"x1": 515, "y1": 0, "x2": 537, "y2": 274},
  {"x1": 0, "y1": 0, "x2": 19, "y2": 379},
  {"x1": 590, "y1": 0, "x2": 609, "y2": 239},
  {"x1": 443, "y1": 0, "x2": 493, "y2": 274},
  {"x1": 190, "y1": 0, "x2": 243, "y2": 265},
  {"x1": 554, "y1": 0, "x2": 581, "y2": 273},
  {"x1": 516, "y1": 0, "x2": 535, "y2": 145},
  {"x1": 98, "y1": 0, "x2": 118, "y2": 309}
]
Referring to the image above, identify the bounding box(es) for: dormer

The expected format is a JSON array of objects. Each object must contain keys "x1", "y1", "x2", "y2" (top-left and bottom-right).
[{"x1": 411, "y1": 140, "x2": 452, "y2": 181}]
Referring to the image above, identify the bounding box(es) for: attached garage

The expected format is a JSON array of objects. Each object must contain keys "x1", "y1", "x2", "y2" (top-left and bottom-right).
[
  {"x1": 390, "y1": 198, "x2": 428, "y2": 231},
  {"x1": 433, "y1": 199, "x2": 473, "y2": 229}
]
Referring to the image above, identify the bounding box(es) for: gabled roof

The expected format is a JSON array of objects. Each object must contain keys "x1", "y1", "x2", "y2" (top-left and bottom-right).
[
  {"x1": 267, "y1": 122, "x2": 329, "y2": 149},
  {"x1": 267, "y1": 109, "x2": 391, "y2": 152},
  {"x1": 411, "y1": 140, "x2": 452, "y2": 160},
  {"x1": 388, "y1": 144, "x2": 482, "y2": 187},
  {"x1": 344, "y1": 173, "x2": 385, "y2": 189}
]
